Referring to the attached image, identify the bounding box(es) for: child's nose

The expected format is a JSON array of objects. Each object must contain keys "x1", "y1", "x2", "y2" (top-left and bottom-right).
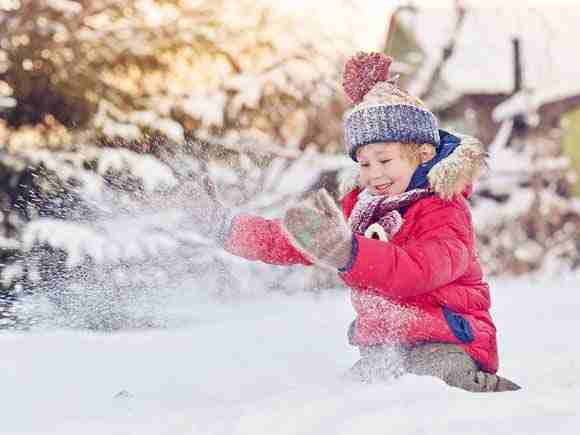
[{"x1": 370, "y1": 163, "x2": 384, "y2": 178}]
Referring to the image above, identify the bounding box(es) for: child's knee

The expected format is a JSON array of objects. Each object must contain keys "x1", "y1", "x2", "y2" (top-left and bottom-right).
[
  {"x1": 404, "y1": 343, "x2": 477, "y2": 378},
  {"x1": 348, "y1": 344, "x2": 406, "y2": 383}
]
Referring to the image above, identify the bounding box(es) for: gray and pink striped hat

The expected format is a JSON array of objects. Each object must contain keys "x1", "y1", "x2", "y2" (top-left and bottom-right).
[{"x1": 342, "y1": 52, "x2": 440, "y2": 161}]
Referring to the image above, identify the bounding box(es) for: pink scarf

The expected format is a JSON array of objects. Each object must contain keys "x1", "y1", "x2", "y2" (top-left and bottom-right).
[{"x1": 348, "y1": 188, "x2": 432, "y2": 241}]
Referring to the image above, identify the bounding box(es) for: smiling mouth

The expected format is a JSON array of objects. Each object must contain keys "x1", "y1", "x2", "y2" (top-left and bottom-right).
[{"x1": 374, "y1": 183, "x2": 393, "y2": 193}]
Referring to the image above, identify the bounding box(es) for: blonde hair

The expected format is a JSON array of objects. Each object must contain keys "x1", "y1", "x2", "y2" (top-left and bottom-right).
[{"x1": 398, "y1": 142, "x2": 437, "y2": 164}]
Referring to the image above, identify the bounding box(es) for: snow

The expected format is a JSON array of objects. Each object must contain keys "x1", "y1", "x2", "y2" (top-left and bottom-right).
[
  {"x1": 1, "y1": 277, "x2": 579, "y2": 434},
  {"x1": 406, "y1": 1, "x2": 580, "y2": 97},
  {"x1": 1, "y1": 263, "x2": 22, "y2": 287},
  {"x1": 45, "y1": 0, "x2": 83, "y2": 16},
  {"x1": 0, "y1": 95, "x2": 16, "y2": 108},
  {"x1": 472, "y1": 192, "x2": 535, "y2": 224},
  {"x1": 492, "y1": 84, "x2": 580, "y2": 124},
  {"x1": 151, "y1": 118, "x2": 185, "y2": 144},
  {"x1": 101, "y1": 121, "x2": 141, "y2": 141},
  {"x1": 492, "y1": 91, "x2": 539, "y2": 124},
  {"x1": 265, "y1": 0, "x2": 396, "y2": 51},
  {"x1": 21, "y1": 219, "x2": 107, "y2": 267},
  {"x1": 96, "y1": 148, "x2": 178, "y2": 191},
  {"x1": 181, "y1": 93, "x2": 227, "y2": 128}
]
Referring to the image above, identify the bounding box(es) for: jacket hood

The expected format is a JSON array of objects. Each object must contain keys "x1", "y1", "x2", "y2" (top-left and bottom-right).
[{"x1": 339, "y1": 130, "x2": 488, "y2": 200}]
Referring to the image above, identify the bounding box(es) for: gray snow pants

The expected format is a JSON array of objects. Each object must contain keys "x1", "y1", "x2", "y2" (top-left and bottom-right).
[{"x1": 349, "y1": 342, "x2": 521, "y2": 393}]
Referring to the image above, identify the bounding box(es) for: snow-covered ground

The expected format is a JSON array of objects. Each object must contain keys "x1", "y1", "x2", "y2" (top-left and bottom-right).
[{"x1": 1, "y1": 276, "x2": 579, "y2": 435}]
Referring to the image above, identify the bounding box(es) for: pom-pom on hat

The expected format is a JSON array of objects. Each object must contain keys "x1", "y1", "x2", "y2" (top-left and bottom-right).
[{"x1": 342, "y1": 52, "x2": 440, "y2": 161}]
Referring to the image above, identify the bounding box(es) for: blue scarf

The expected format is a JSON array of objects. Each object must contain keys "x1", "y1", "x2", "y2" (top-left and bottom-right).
[{"x1": 406, "y1": 129, "x2": 460, "y2": 192}]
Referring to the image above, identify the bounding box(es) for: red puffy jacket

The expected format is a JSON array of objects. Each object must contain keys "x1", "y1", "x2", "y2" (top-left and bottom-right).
[{"x1": 223, "y1": 188, "x2": 498, "y2": 373}]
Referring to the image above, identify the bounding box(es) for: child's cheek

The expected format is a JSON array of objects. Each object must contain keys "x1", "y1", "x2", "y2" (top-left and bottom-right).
[{"x1": 359, "y1": 170, "x2": 369, "y2": 188}]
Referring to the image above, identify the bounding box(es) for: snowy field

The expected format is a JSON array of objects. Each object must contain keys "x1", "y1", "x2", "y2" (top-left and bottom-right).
[{"x1": 1, "y1": 276, "x2": 579, "y2": 435}]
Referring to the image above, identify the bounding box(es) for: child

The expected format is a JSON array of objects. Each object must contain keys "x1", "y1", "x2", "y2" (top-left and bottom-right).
[{"x1": 191, "y1": 52, "x2": 520, "y2": 392}]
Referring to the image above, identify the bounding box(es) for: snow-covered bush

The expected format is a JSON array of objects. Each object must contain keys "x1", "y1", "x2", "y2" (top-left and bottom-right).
[
  {"x1": 0, "y1": 139, "x2": 353, "y2": 329},
  {"x1": 472, "y1": 122, "x2": 580, "y2": 277},
  {"x1": 0, "y1": 0, "x2": 356, "y2": 328},
  {"x1": 0, "y1": 0, "x2": 347, "y2": 152}
]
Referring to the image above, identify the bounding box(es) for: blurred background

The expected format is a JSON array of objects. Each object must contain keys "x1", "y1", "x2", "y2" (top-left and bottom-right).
[{"x1": 1, "y1": 0, "x2": 579, "y2": 329}]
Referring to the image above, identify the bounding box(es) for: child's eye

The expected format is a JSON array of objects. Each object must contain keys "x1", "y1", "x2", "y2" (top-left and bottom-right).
[
  {"x1": 360, "y1": 163, "x2": 369, "y2": 168},
  {"x1": 380, "y1": 160, "x2": 391, "y2": 164}
]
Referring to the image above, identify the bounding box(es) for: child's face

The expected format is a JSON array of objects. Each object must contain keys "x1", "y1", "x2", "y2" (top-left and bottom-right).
[{"x1": 357, "y1": 142, "x2": 419, "y2": 196}]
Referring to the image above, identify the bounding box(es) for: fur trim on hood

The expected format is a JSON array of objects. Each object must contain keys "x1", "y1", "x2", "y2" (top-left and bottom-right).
[{"x1": 339, "y1": 133, "x2": 488, "y2": 200}]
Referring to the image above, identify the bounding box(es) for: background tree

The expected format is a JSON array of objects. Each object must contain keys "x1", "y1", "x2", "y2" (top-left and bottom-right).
[{"x1": 0, "y1": 0, "x2": 355, "y2": 327}]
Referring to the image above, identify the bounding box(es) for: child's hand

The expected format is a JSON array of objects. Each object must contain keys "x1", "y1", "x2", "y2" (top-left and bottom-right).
[{"x1": 283, "y1": 189, "x2": 353, "y2": 270}]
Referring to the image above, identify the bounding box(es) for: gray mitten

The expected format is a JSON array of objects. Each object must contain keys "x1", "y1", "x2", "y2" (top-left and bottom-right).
[{"x1": 282, "y1": 189, "x2": 353, "y2": 270}]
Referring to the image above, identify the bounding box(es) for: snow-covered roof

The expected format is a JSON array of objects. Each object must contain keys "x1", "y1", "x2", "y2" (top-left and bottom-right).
[
  {"x1": 492, "y1": 84, "x2": 580, "y2": 123},
  {"x1": 405, "y1": 1, "x2": 580, "y2": 98}
]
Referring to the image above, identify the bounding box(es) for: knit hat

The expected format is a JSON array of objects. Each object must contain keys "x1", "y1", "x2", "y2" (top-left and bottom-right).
[{"x1": 343, "y1": 52, "x2": 440, "y2": 161}]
